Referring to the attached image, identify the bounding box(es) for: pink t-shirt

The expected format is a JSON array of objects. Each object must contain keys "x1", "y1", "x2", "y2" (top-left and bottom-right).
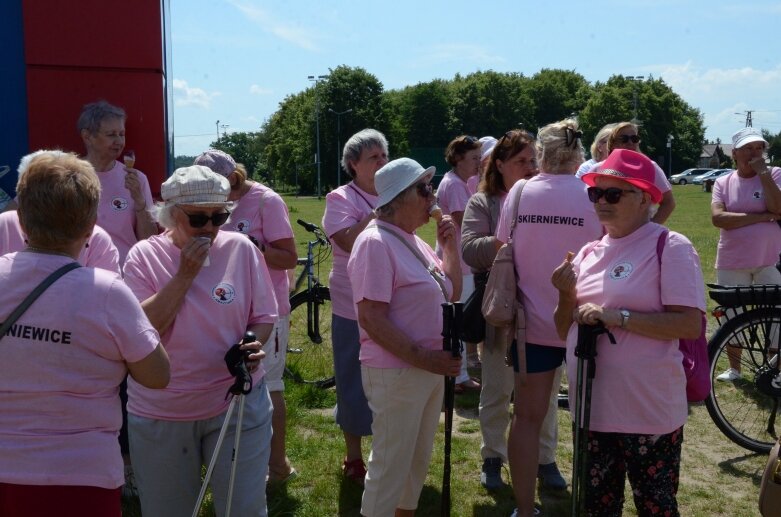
[
  {"x1": 97, "y1": 161, "x2": 155, "y2": 264},
  {"x1": 566, "y1": 223, "x2": 706, "y2": 434},
  {"x1": 123, "y1": 230, "x2": 278, "y2": 421},
  {"x1": 0, "y1": 211, "x2": 120, "y2": 276},
  {"x1": 223, "y1": 182, "x2": 294, "y2": 315},
  {"x1": 323, "y1": 182, "x2": 378, "y2": 319},
  {"x1": 0, "y1": 252, "x2": 160, "y2": 489},
  {"x1": 348, "y1": 221, "x2": 453, "y2": 368},
  {"x1": 712, "y1": 167, "x2": 781, "y2": 270},
  {"x1": 496, "y1": 174, "x2": 602, "y2": 347},
  {"x1": 467, "y1": 175, "x2": 479, "y2": 196},
  {"x1": 435, "y1": 170, "x2": 471, "y2": 274}
]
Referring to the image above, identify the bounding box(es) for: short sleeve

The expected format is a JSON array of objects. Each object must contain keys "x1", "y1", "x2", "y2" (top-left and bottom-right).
[{"x1": 349, "y1": 234, "x2": 394, "y2": 305}]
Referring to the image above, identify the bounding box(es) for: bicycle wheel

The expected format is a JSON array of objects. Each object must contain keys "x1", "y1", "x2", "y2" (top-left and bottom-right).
[
  {"x1": 286, "y1": 286, "x2": 335, "y2": 389},
  {"x1": 706, "y1": 307, "x2": 781, "y2": 453}
]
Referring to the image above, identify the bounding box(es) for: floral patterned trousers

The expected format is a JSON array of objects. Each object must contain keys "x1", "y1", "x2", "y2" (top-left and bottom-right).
[{"x1": 582, "y1": 426, "x2": 683, "y2": 517}]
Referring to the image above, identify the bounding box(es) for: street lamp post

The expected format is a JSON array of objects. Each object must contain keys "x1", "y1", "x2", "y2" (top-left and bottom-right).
[
  {"x1": 626, "y1": 75, "x2": 645, "y2": 124},
  {"x1": 329, "y1": 108, "x2": 353, "y2": 187},
  {"x1": 215, "y1": 120, "x2": 220, "y2": 143},
  {"x1": 667, "y1": 134, "x2": 674, "y2": 177},
  {"x1": 308, "y1": 74, "x2": 329, "y2": 199}
]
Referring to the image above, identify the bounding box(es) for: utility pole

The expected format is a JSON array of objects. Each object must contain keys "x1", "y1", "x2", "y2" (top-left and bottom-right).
[
  {"x1": 329, "y1": 108, "x2": 352, "y2": 187},
  {"x1": 215, "y1": 120, "x2": 220, "y2": 143},
  {"x1": 667, "y1": 134, "x2": 674, "y2": 177},
  {"x1": 626, "y1": 75, "x2": 645, "y2": 125},
  {"x1": 308, "y1": 74, "x2": 329, "y2": 199},
  {"x1": 735, "y1": 110, "x2": 754, "y2": 127}
]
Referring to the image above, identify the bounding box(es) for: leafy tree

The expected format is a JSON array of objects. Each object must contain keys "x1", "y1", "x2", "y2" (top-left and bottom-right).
[
  {"x1": 173, "y1": 155, "x2": 196, "y2": 169},
  {"x1": 579, "y1": 76, "x2": 704, "y2": 173},
  {"x1": 212, "y1": 131, "x2": 264, "y2": 178},
  {"x1": 763, "y1": 129, "x2": 781, "y2": 167},
  {"x1": 528, "y1": 69, "x2": 592, "y2": 128}
]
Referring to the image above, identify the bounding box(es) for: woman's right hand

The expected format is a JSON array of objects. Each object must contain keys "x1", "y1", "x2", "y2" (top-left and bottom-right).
[
  {"x1": 421, "y1": 349, "x2": 462, "y2": 377},
  {"x1": 551, "y1": 251, "x2": 576, "y2": 296},
  {"x1": 178, "y1": 236, "x2": 211, "y2": 278}
]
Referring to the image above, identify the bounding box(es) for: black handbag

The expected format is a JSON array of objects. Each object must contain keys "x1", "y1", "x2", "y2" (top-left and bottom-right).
[{"x1": 460, "y1": 271, "x2": 487, "y2": 343}]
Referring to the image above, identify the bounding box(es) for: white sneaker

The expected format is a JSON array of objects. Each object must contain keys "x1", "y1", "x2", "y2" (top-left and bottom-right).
[{"x1": 716, "y1": 368, "x2": 740, "y2": 382}]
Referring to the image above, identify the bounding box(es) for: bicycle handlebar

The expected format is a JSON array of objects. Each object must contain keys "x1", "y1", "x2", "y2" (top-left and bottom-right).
[{"x1": 297, "y1": 219, "x2": 319, "y2": 233}]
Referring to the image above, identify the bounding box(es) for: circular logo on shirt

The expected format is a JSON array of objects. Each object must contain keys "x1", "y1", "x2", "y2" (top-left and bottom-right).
[
  {"x1": 235, "y1": 219, "x2": 251, "y2": 234},
  {"x1": 212, "y1": 283, "x2": 236, "y2": 304},
  {"x1": 753, "y1": 191, "x2": 762, "y2": 199},
  {"x1": 609, "y1": 262, "x2": 633, "y2": 280},
  {"x1": 111, "y1": 197, "x2": 129, "y2": 211}
]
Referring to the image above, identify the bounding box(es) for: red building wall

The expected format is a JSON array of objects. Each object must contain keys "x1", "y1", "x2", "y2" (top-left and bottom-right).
[{"x1": 21, "y1": 0, "x2": 170, "y2": 195}]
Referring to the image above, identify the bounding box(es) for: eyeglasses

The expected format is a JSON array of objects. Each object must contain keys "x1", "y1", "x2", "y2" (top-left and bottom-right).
[
  {"x1": 179, "y1": 207, "x2": 231, "y2": 228},
  {"x1": 587, "y1": 187, "x2": 639, "y2": 204},
  {"x1": 463, "y1": 136, "x2": 479, "y2": 145},
  {"x1": 618, "y1": 134, "x2": 641, "y2": 144},
  {"x1": 416, "y1": 182, "x2": 434, "y2": 197}
]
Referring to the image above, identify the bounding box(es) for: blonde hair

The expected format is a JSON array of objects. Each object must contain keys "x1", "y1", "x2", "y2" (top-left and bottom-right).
[{"x1": 536, "y1": 118, "x2": 584, "y2": 173}]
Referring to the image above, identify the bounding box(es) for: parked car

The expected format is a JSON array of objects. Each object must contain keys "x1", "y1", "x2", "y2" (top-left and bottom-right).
[
  {"x1": 693, "y1": 168, "x2": 731, "y2": 185},
  {"x1": 670, "y1": 168, "x2": 713, "y2": 185}
]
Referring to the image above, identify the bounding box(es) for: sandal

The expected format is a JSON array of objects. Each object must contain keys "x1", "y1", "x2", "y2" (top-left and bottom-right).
[
  {"x1": 457, "y1": 377, "x2": 481, "y2": 392},
  {"x1": 267, "y1": 467, "x2": 298, "y2": 486},
  {"x1": 342, "y1": 458, "x2": 367, "y2": 486}
]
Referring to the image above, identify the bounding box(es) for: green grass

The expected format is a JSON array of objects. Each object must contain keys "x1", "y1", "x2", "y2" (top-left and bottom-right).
[{"x1": 126, "y1": 185, "x2": 770, "y2": 516}]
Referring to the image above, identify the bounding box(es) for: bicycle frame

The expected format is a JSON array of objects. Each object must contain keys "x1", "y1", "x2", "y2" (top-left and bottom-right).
[{"x1": 292, "y1": 220, "x2": 331, "y2": 344}]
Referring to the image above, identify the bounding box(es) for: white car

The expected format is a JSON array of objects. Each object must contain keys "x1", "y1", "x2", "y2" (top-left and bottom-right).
[{"x1": 670, "y1": 168, "x2": 713, "y2": 185}]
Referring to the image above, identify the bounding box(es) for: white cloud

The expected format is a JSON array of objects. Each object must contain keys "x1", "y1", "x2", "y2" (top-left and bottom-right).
[
  {"x1": 172, "y1": 79, "x2": 221, "y2": 109},
  {"x1": 249, "y1": 84, "x2": 273, "y2": 95},
  {"x1": 227, "y1": 1, "x2": 319, "y2": 51},
  {"x1": 411, "y1": 43, "x2": 506, "y2": 68},
  {"x1": 642, "y1": 62, "x2": 781, "y2": 138}
]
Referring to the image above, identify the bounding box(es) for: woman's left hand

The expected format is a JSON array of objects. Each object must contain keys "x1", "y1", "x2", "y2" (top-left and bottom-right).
[
  {"x1": 240, "y1": 339, "x2": 265, "y2": 373},
  {"x1": 574, "y1": 303, "x2": 615, "y2": 327}
]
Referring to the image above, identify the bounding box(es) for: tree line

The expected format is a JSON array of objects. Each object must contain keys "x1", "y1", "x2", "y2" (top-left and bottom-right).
[{"x1": 178, "y1": 65, "x2": 766, "y2": 194}]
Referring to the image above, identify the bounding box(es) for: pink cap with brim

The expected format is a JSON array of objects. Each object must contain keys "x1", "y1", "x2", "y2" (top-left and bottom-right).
[{"x1": 581, "y1": 149, "x2": 662, "y2": 204}]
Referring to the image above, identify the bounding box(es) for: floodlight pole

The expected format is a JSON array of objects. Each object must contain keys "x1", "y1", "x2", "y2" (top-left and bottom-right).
[
  {"x1": 329, "y1": 108, "x2": 353, "y2": 187},
  {"x1": 308, "y1": 74, "x2": 329, "y2": 199}
]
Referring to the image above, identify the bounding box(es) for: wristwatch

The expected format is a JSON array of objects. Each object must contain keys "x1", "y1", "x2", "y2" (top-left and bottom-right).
[{"x1": 619, "y1": 309, "x2": 630, "y2": 328}]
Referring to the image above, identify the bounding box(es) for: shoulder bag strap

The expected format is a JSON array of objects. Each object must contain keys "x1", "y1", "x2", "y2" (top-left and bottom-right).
[
  {"x1": 348, "y1": 183, "x2": 375, "y2": 212},
  {"x1": 507, "y1": 179, "x2": 528, "y2": 244},
  {"x1": 376, "y1": 224, "x2": 450, "y2": 301},
  {"x1": 0, "y1": 261, "x2": 81, "y2": 341}
]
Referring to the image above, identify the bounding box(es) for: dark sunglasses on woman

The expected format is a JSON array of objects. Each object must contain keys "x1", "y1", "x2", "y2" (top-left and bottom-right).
[
  {"x1": 587, "y1": 187, "x2": 639, "y2": 204},
  {"x1": 618, "y1": 134, "x2": 641, "y2": 144},
  {"x1": 416, "y1": 182, "x2": 434, "y2": 197},
  {"x1": 180, "y1": 208, "x2": 231, "y2": 228}
]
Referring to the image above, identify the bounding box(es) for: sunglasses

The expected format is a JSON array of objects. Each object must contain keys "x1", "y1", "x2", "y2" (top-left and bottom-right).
[
  {"x1": 179, "y1": 207, "x2": 231, "y2": 228},
  {"x1": 416, "y1": 182, "x2": 434, "y2": 197},
  {"x1": 463, "y1": 136, "x2": 479, "y2": 145},
  {"x1": 587, "y1": 187, "x2": 639, "y2": 204},
  {"x1": 618, "y1": 134, "x2": 641, "y2": 144}
]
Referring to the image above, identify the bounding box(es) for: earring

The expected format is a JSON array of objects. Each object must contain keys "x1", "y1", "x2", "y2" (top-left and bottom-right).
[{"x1": 85, "y1": 242, "x2": 90, "y2": 248}]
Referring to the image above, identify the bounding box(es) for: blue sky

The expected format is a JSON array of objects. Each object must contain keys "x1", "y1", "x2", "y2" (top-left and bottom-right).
[{"x1": 170, "y1": 0, "x2": 781, "y2": 157}]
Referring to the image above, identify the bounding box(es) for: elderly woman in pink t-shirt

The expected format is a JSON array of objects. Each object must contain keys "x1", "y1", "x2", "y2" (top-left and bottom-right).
[
  {"x1": 122, "y1": 165, "x2": 278, "y2": 517},
  {"x1": 0, "y1": 152, "x2": 169, "y2": 517},
  {"x1": 193, "y1": 149, "x2": 298, "y2": 483},
  {"x1": 348, "y1": 157, "x2": 462, "y2": 517},
  {"x1": 710, "y1": 126, "x2": 781, "y2": 381},
  {"x1": 322, "y1": 128, "x2": 388, "y2": 484},
  {"x1": 552, "y1": 149, "x2": 705, "y2": 516}
]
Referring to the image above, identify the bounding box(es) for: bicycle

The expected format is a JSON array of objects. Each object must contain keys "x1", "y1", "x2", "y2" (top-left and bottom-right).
[
  {"x1": 284, "y1": 219, "x2": 335, "y2": 389},
  {"x1": 706, "y1": 283, "x2": 781, "y2": 453}
]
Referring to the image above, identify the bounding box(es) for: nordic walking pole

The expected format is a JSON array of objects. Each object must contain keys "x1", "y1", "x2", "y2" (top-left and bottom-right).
[
  {"x1": 571, "y1": 323, "x2": 614, "y2": 517},
  {"x1": 441, "y1": 302, "x2": 463, "y2": 517}
]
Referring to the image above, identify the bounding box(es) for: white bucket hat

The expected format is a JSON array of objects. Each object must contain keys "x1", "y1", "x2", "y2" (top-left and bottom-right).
[
  {"x1": 375, "y1": 158, "x2": 436, "y2": 208},
  {"x1": 161, "y1": 165, "x2": 230, "y2": 205},
  {"x1": 479, "y1": 136, "x2": 497, "y2": 161}
]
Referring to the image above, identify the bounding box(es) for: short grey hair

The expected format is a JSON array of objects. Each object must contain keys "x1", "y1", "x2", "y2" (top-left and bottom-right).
[
  {"x1": 536, "y1": 118, "x2": 585, "y2": 173},
  {"x1": 77, "y1": 100, "x2": 126, "y2": 134},
  {"x1": 341, "y1": 129, "x2": 388, "y2": 179}
]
